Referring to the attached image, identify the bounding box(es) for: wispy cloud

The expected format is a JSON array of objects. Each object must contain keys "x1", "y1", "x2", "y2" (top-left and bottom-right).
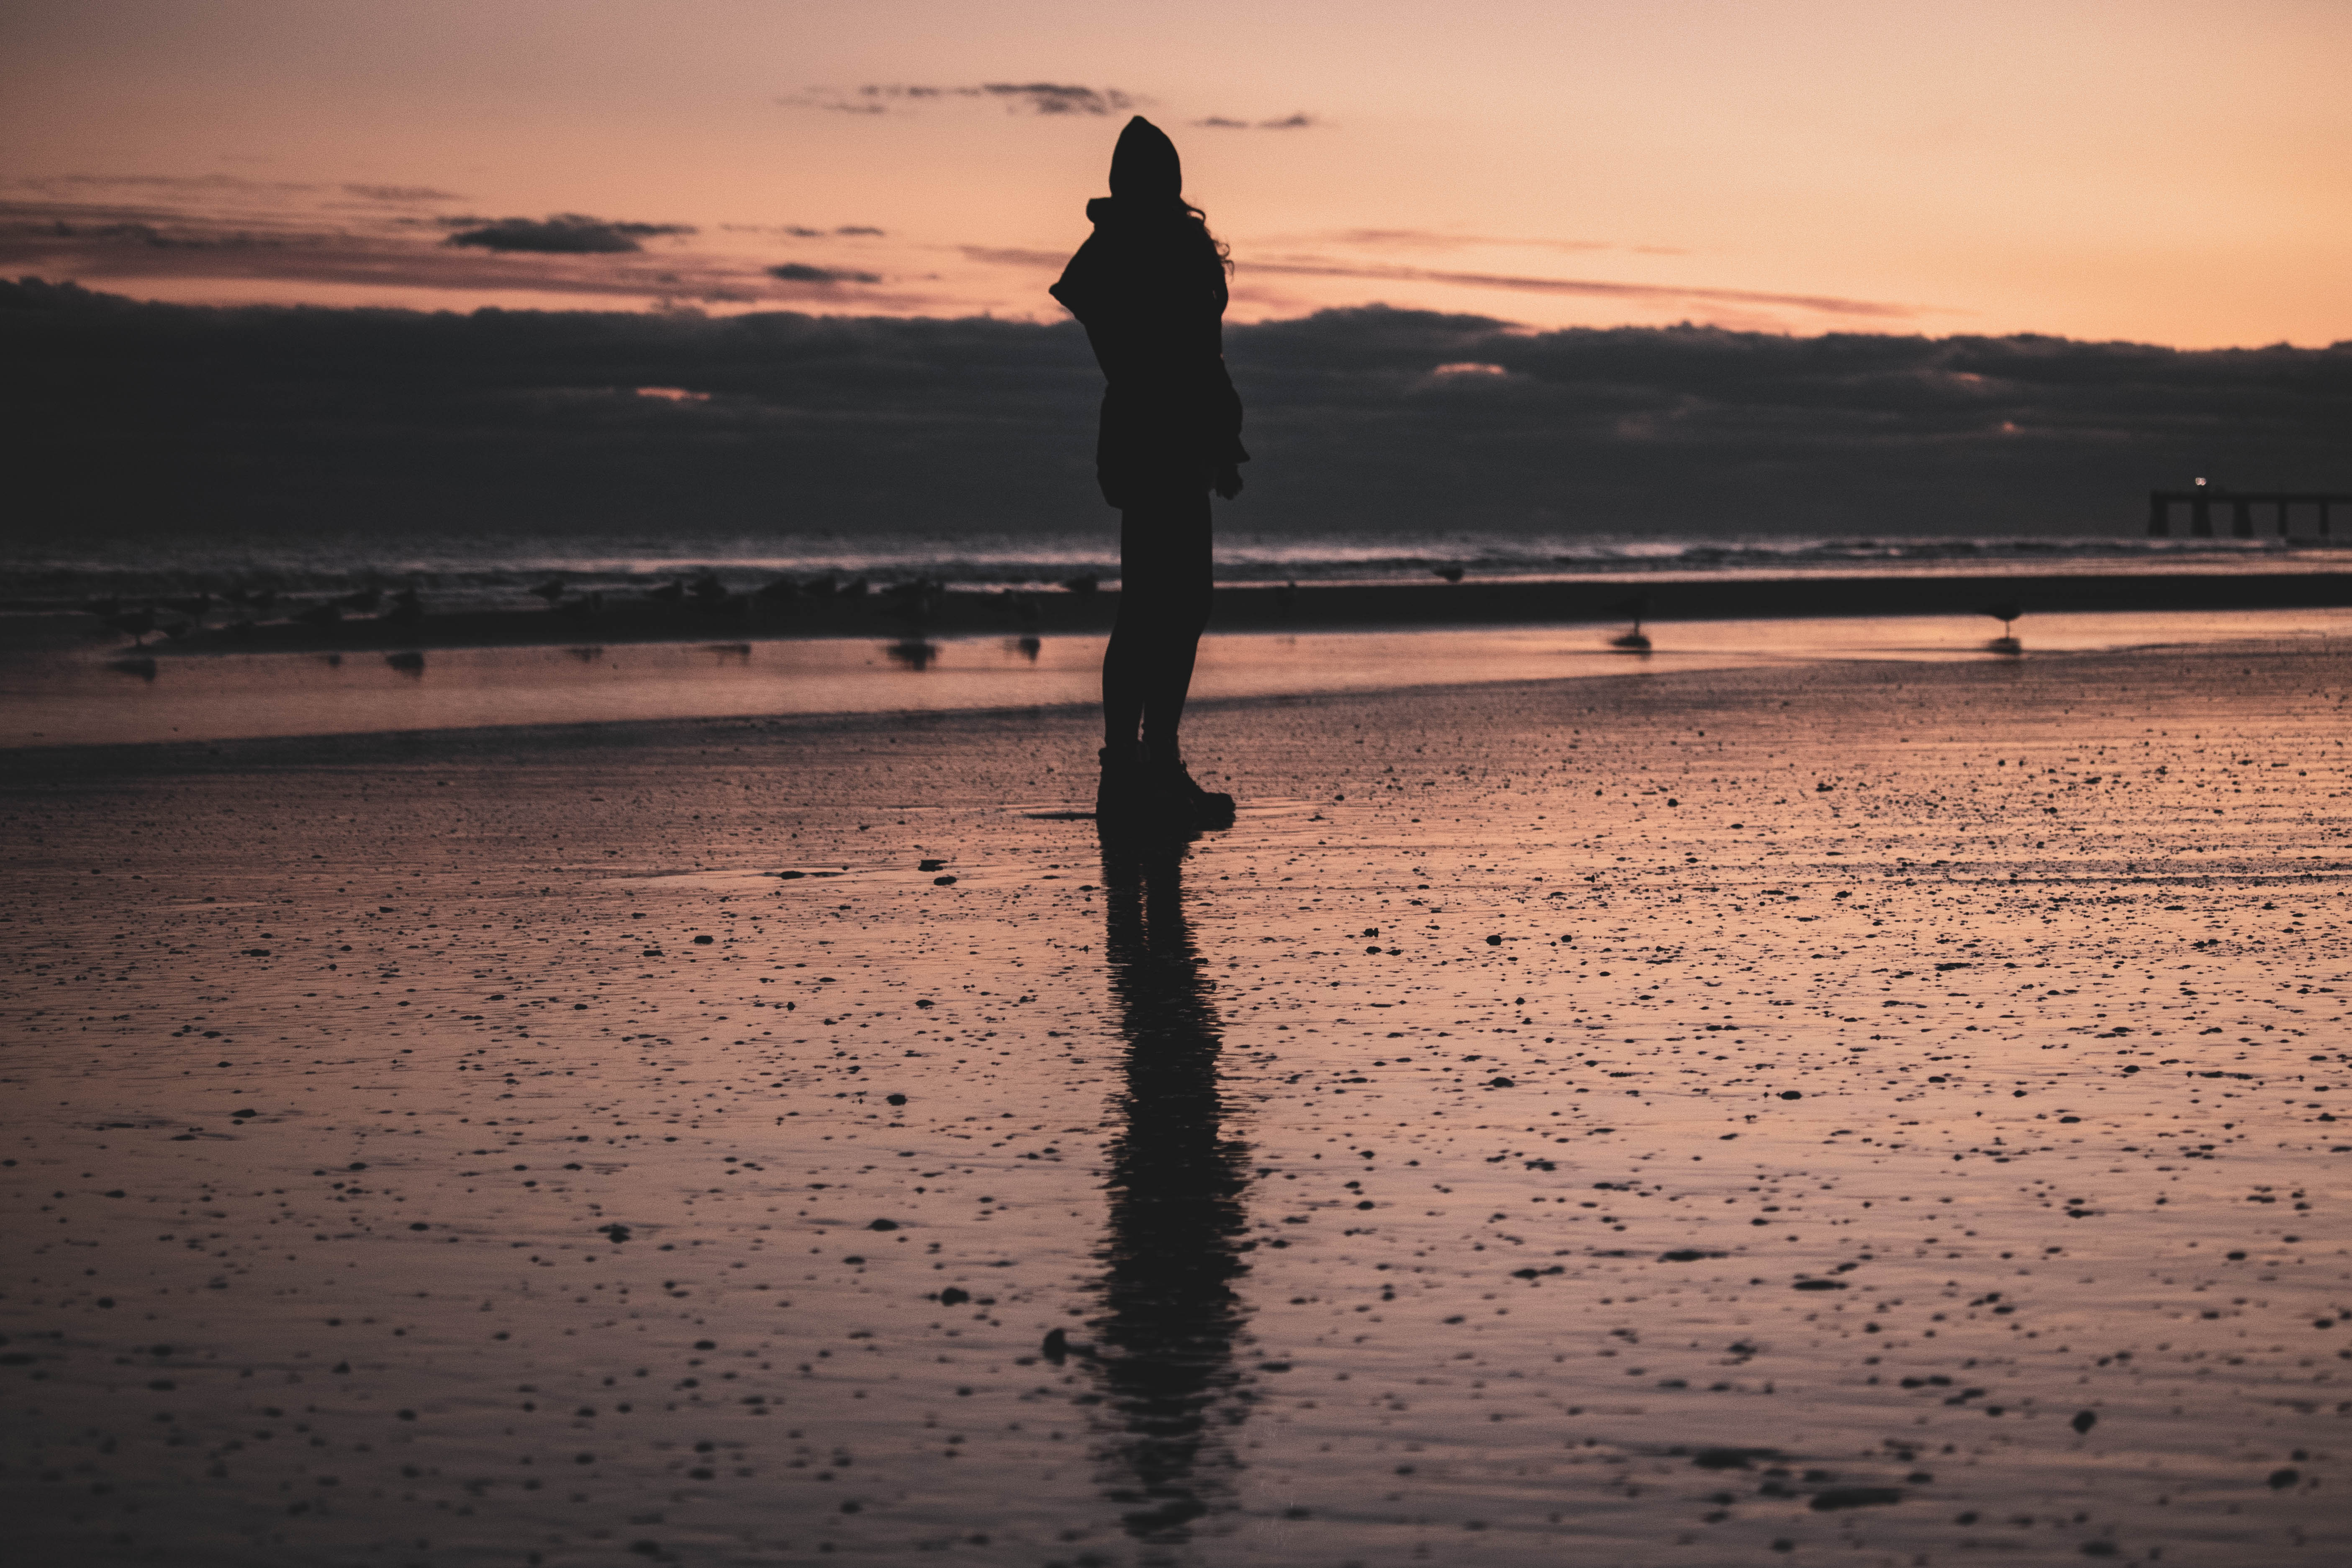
[
  {"x1": 770, "y1": 262, "x2": 881, "y2": 285},
  {"x1": 959, "y1": 245, "x2": 1070, "y2": 269},
  {"x1": 442, "y1": 214, "x2": 696, "y2": 254},
  {"x1": 722, "y1": 223, "x2": 888, "y2": 239},
  {"x1": 786, "y1": 82, "x2": 1135, "y2": 116},
  {"x1": 342, "y1": 183, "x2": 464, "y2": 204},
  {"x1": 1324, "y1": 228, "x2": 1622, "y2": 254},
  {"x1": 1194, "y1": 112, "x2": 1319, "y2": 130},
  {"x1": 0, "y1": 192, "x2": 933, "y2": 310},
  {"x1": 1244, "y1": 257, "x2": 1919, "y2": 319},
  {"x1": 10, "y1": 172, "x2": 320, "y2": 195}
]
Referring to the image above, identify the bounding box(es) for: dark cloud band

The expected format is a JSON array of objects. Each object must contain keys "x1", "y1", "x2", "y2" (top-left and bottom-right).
[{"x1": 5, "y1": 280, "x2": 2343, "y2": 551}]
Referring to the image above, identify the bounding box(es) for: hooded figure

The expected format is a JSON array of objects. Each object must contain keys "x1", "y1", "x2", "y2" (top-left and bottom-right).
[
  {"x1": 1050, "y1": 117, "x2": 1245, "y2": 828},
  {"x1": 1051, "y1": 117, "x2": 1248, "y2": 508}
]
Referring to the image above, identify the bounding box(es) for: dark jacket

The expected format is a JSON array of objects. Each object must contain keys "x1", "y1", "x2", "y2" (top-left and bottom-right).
[{"x1": 1050, "y1": 197, "x2": 1247, "y2": 508}]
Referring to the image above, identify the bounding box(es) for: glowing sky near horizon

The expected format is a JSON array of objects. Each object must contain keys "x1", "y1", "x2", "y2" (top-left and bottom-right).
[{"x1": 3, "y1": 0, "x2": 2346, "y2": 346}]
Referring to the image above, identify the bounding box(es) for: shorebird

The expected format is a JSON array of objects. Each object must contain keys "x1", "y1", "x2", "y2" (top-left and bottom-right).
[
  {"x1": 883, "y1": 578, "x2": 938, "y2": 626},
  {"x1": 1609, "y1": 593, "x2": 1652, "y2": 652},
  {"x1": 1980, "y1": 601, "x2": 2024, "y2": 653},
  {"x1": 529, "y1": 579, "x2": 567, "y2": 605},
  {"x1": 104, "y1": 607, "x2": 157, "y2": 647},
  {"x1": 1434, "y1": 565, "x2": 1465, "y2": 583}
]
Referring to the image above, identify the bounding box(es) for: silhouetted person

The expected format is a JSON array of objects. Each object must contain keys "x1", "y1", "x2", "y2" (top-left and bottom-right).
[
  {"x1": 1087, "y1": 835, "x2": 1254, "y2": 1547},
  {"x1": 1053, "y1": 116, "x2": 1245, "y2": 830}
]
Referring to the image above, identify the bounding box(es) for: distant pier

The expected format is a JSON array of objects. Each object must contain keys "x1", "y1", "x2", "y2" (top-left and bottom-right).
[{"x1": 2148, "y1": 488, "x2": 2347, "y2": 538}]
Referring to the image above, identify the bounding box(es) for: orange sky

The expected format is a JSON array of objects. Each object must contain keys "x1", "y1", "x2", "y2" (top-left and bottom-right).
[{"x1": 3, "y1": 0, "x2": 2346, "y2": 345}]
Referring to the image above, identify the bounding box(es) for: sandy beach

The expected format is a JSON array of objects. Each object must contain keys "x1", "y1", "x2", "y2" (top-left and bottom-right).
[{"x1": 4, "y1": 636, "x2": 2348, "y2": 1566}]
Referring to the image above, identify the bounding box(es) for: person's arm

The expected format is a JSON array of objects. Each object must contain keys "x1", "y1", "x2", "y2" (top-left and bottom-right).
[{"x1": 1210, "y1": 353, "x2": 1246, "y2": 499}]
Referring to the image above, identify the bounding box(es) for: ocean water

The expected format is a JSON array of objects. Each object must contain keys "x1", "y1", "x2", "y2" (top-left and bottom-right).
[{"x1": 3, "y1": 529, "x2": 2342, "y2": 612}]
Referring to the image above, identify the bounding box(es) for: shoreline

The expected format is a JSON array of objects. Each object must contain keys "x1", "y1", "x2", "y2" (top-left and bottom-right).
[
  {"x1": 16, "y1": 567, "x2": 2352, "y2": 658},
  {"x1": 9, "y1": 626, "x2": 2344, "y2": 762}
]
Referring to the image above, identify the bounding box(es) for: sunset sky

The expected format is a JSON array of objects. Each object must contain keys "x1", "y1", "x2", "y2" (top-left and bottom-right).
[{"x1": 4, "y1": 0, "x2": 2347, "y2": 346}]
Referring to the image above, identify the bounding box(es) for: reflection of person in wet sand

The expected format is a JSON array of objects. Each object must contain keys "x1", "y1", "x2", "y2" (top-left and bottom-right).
[
  {"x1": 1053, "y1": 116, "x2": 1245, "y2": 831},
  {"x1": 1089, "y1": 836, "x2": 1254, "y2": 1545}
]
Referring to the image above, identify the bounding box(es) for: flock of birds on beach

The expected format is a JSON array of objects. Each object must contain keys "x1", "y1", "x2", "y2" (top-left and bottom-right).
[
  {"x1": 82, "y1": 584, "x2": 422, "y2": 647},
  {"x1": 80, "y1": 573, "x2": 2039, "y2": 660}
]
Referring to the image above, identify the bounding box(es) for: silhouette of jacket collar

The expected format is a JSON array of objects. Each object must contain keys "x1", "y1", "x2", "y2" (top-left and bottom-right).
[{"x1": 1086, "y1": 195, "x2": 1191, "y2": 230}]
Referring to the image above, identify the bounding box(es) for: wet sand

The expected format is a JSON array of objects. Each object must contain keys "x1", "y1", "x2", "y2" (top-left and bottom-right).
[{"x1": 3, "y1": 642, "x2": 2348, "y2": 1566}]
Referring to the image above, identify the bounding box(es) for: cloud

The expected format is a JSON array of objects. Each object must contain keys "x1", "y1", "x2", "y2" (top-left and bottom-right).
[
  {"x1": 1245, "y1": 257, "x2": 1918, "y2": 319},
  {"x1": 14, "y1": 220, "x2": 304, "y2": 251},
  {"x1": 443, "y1": 214, "x2": 696, "y2": 254},
  {"x1": 1323, "y1": 229, "x2": 1620, "y2": 254},
  {"x1": 960, "y1": 245, "x2": 1070, "y2": 269},
  {"x1": 722, "y1": 223, "x2": 886, "y2": 239},
  {"x1": 976, "y1": 82, "x2": 1130, "y2": 115},
  {"x1": 1195, "y1": 112, "x2": 1317, "y2": 129},
  {"x1": 6, "y1": 280, "x2": 2344, "y2": 555},
  {"x1": 0, "y1": 186, "x2": 949, "y2": 311},
  {"x1": 769, "y1": 262, "x2": 881, "y2": 285},
  {"x1": 0, "y1": 205, "x2": 941, "y2": 312},
  {"x1": 12, "y1": 172, "x2": 320, "y2": 195},
  {"x1": 788, "y1": 82, "x2": 1134, "y2": 116},
  {"x1": 343, "y1": 183, "x2": 465, "y2": 203}
]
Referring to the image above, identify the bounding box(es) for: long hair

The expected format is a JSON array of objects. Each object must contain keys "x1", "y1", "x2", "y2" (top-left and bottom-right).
[{"x1": 1181, "y1": 202, "x2": 1235, "y2": 277}]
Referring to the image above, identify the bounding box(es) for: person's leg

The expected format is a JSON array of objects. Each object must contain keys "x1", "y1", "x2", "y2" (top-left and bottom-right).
[
  {"x1": 1101, "y1": 488, "x2": 1226, "y2": 823},
  {"x1": 1102, "y1": 607, "x2": 1146, "y2": 752},
  {"x1": 1137, "y1": 489, "x2": 1212, "y2": 762},
  {"x1": 1103, "y1": 489, "x2": 1211, "y2": 752}
]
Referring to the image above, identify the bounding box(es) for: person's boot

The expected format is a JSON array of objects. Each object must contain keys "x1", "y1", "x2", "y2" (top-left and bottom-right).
[
  {"x1": 1096, "y1": 742, "x2": 1147, "y2": 823},
  {"x1": 1148, "y1": 749, "x2": 1235, "y2": 826}
]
